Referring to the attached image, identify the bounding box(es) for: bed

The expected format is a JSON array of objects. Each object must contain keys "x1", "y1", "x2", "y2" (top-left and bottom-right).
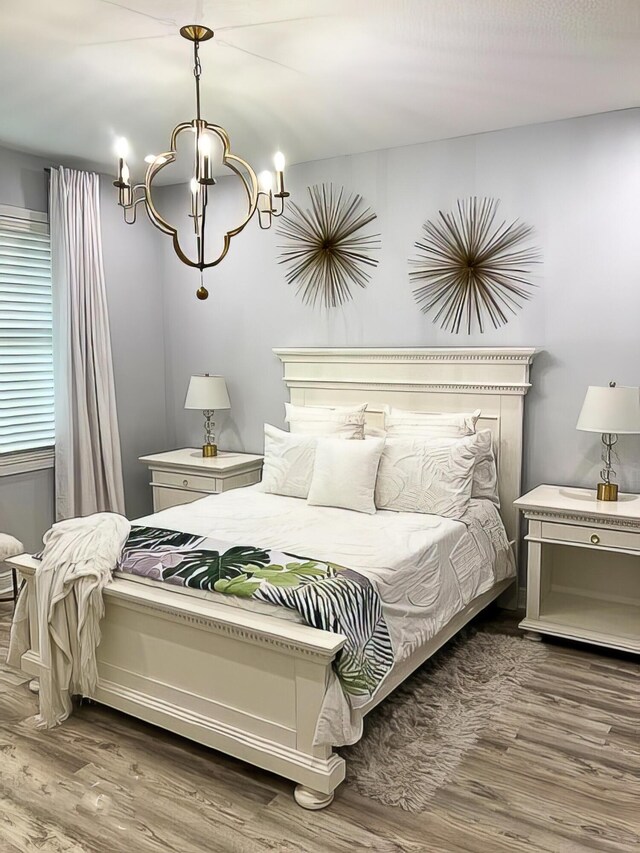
[{"x1": 8, "y1": 346, "x2": 536, "y2": 809}]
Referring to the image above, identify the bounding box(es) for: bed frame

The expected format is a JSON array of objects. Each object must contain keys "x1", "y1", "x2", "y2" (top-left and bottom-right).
[{"x1": 8, "y1": 347, "x2": 536, "y2": 810}]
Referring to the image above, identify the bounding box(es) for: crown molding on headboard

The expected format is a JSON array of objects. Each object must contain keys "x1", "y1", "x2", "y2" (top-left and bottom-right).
[
  {"x1": 274, "y1": 347, "x2": 537, "y2": 396},
  {"x1": 274, "y1": 347, "x2": 537, "y2": 364}
]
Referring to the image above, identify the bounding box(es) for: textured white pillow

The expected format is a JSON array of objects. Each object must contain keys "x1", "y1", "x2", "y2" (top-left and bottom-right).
[
  {"x1": 261, "y1": 424, "x2": 317, "y2": 499},
  {"x1": 471, "y1": 429, "x2": 499, "y2": 505},
  {"x1": 307, "y1": 437, "x2": 385, "y2": 514},
  {"x1": 375, "y1": 434, "x2": 479, "y2": 518},
  {"x1": 383, "y1": 406, "x2": 480, "y2": 438},
  {"x1": 285, "y1": 402, "x2": 366, "y2": 438}
]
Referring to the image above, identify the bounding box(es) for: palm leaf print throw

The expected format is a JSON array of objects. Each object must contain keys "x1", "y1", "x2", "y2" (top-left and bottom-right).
[{"x1": 118, "y1": 526, "x2": 394, "y2": 704}]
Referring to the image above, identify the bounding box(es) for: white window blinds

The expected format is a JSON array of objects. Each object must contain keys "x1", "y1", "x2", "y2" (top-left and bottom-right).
[{"x1": 0, "y1": 208, "x2": 54, "y2": 454}]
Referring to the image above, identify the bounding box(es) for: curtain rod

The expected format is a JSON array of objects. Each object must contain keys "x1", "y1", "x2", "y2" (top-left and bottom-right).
[{"x1": 44, "y1": 167, "x2": 104, "y2": 175}]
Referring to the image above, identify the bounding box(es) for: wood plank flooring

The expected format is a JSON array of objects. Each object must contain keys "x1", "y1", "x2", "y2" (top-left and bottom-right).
[{"x1": 1, "y1": 602, "x2": 638, "y2": 853}]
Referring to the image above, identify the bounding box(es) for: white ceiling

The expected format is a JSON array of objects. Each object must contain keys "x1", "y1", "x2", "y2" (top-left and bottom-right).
[{"x1": 1, "y1": 0, "x2": 639, "y2": 184}]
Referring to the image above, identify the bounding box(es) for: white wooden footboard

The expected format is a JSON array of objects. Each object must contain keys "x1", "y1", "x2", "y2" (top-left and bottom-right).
[{"x1": 9, "y1": 555, "x2": 346, "y2": 806}]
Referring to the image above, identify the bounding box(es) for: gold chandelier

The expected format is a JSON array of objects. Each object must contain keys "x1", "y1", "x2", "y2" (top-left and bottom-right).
[{"x1": 113, "y1": 24, "x2": 288, "y2": 300}]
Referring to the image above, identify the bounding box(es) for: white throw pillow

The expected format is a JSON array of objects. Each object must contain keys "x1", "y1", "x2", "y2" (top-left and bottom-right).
[
  {"x1": 261, "y1": 424, "x2": 317, "y2": 499},
  {"x1": 471, "y1": 429, "x2": 500, "y2": 506},
  {"x1": 383, "y1": 406, "x2": 480, "y2": 438},
  {"x1": 285, "y1": 402, "x2": 366, "y2": 438},
  {"x1": 375, "y1": 434, "x2": 479, "y2": 518},
  {"x1": 307, "y1": 437, "x2": 385, "y2": 514}
]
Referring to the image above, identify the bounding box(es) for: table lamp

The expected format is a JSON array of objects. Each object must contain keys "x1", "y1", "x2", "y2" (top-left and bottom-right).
[
  {"x1": 576, "y1": 381, "x2": 640, "y2": 501},
  {"x1": 184, "y1": 374, "x2": 230, "y2": 457}
]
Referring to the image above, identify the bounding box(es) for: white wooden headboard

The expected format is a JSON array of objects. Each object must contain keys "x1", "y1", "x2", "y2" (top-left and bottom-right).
[{"x1": 273, "y1": 347, "x2": 536, "y2": 549}]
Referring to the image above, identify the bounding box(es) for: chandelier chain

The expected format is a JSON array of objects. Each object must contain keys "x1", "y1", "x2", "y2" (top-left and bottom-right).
[{"x1": 193, "y1": 39, "x2": 202, "y2": 120}]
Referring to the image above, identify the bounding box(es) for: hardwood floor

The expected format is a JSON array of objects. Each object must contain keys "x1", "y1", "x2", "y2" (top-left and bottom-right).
[{"x1": 1, "y1": 601, "x2": 638, "y2": 853}]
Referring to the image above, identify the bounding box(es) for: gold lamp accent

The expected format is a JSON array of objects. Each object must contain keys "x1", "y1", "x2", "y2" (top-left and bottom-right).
[
  {"x1": 576, "y1": 381, "x2": 640, "y2": 501},
  {"x1": 184, "y1": 374, "x2": 230, "y2": 457},
  {"x1": 112, "y1": 25, "x2": 289, "y2": 299}
]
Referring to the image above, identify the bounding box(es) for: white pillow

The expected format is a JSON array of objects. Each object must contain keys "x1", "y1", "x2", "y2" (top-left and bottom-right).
[
  {"x1": 307, "y1": 437, "x2": 385, "y2": 514},
  {"x1": 285, "y1": 402, "x2": 366, "y2": 439},
  {"x1": 261, "y1": 424, "x2": 317, "y2": 498},
  {"x1": 471, "y1": 429, "x2": 499, "y2": 505},
  {"x1": 383, "y1": 406, "x2": 480, "y2": 438},
  {"x1": 375, "y1": 434, "x2": 479, "y2": 518}
]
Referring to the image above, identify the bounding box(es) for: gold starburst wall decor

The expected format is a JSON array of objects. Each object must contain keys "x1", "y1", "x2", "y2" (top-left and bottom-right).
[
  {"x1": 277, "y1": 184, "x2": 381, "y2": 308},
  {"x1": 410, "y1": 197, "x2": 541, "y2": 334}
]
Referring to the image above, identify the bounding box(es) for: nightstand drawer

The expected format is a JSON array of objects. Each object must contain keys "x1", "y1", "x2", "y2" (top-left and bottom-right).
[
  {"x1": 152, "y1": 486, "x2": 210, "y2": 512},
  {"x1": 151, "y1": 470, "x2": 216, "y2": 492},
  {"x1": 540, "y1": 521, "x2": 640, "y2": 552}
]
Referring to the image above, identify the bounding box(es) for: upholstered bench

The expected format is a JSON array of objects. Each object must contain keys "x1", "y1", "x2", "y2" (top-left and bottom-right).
[{"x1": 0, "y1": 534, "x2": 24, "y2": 604}]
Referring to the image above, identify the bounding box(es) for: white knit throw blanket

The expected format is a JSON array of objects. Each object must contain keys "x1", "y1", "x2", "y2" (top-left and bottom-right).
[{"x1": 7, "y1": 512, "x2": 131, "y2": 728}]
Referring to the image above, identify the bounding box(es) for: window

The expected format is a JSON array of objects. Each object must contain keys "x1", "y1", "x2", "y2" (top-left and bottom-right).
[{"x1": 0, "y1": 206, "x2": 54, "y2": 457}]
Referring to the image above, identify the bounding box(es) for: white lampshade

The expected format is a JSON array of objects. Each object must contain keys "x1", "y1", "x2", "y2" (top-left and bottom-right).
[
  {"x1": 576, "y1": 385, "x2": 640, "y2": 434},
  {"x1": 184, "y1": 375, "x2": 230, "y2": 411}
]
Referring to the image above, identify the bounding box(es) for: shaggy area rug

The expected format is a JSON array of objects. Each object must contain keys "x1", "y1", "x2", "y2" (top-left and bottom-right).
[{"x1": 342, "y1": 628, "x2": 547, "y2": 812}]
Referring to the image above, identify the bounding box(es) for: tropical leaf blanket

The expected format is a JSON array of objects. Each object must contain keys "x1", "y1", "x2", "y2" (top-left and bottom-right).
[{"x1": 117, "y1": 525, "x2": 394, "y2": 704}]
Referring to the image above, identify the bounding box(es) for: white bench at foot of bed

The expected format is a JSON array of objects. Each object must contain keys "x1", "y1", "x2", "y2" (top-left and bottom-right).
[{"x1": 8, "y1": 553, "x2": 513, "y2": 809}]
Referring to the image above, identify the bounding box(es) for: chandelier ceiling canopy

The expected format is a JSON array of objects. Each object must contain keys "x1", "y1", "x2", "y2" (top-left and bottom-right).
[{"x1": 113, "y1": 24, "x2": 288, "y2": 300}]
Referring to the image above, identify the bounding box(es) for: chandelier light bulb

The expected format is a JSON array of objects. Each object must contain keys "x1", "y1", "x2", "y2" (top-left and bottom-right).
[
  {"x1": 197, "y1": 131, "x2": 214, "y2": 184},
  {"x1": 115, "y1": 137, "x2": 129, "y2": 159},
  {"x1": 198, "y1": 133, "x2": 212, "y2": 154},
  {"x1": 258, "y1": 170, "x2": 275, "y2": 216},
  {"x1": 258, "y1": 170, "x2": 274, "y2": 192},
  {"x1": 273, "y1": 152, "x2": 287, "y2": 197},
  {"x1": 114, "y1": 138, "x2": 132, "y2": 206},
  {"x1": 189, "y1": 176, "x2": 202, "y2": 221}
]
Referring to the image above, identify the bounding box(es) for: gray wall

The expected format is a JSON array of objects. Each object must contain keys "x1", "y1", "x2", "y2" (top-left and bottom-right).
[
  {"x1": 2, "y1": 108, "x2": 640, "y2": 550},
  {"x1": 0, "y1": 144, "x2": 166, "y2": 551},
  {"x1": 158, "y1": 108, "x2": 640, "y2": 496}
]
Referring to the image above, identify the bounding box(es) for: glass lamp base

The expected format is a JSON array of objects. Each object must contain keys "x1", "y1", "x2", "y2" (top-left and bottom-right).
[
  {"x1": 596, "y1": 482, "x2": 618, "y2": 501},
  {"x1": 202, "y1": 443, "x2": 217, "y2": 458}
]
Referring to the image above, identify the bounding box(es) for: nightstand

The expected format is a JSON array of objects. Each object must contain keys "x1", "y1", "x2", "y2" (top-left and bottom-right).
[
  {"x1": 514, "y1": 485, "x2": 640, "y2": 654},
  {"x1": 139, "y1": 449, "x2": 264, "y2": 512}
]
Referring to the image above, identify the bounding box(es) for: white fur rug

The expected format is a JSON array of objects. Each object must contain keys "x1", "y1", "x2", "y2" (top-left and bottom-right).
[{"x1": 342, "y1": 629, "x2": 547, "y2": 812}]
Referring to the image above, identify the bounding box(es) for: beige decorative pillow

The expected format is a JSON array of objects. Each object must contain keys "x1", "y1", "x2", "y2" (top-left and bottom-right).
[
  {"x1": 375, "y1": 434, "x2": 479, "y2": 518},
  {"x1": 285, "y1": 402, "x2": 367, "y2": 438}
]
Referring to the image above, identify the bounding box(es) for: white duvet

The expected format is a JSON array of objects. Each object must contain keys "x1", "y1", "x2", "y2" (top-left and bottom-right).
[{"x1": 126, "y1": 486, "x2": 514, "y2": 745}]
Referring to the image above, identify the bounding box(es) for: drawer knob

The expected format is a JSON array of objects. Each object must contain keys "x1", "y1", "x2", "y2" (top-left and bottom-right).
[
  {"x1": 182, "y1": 479, "x2": 189, "y2": 487},
  {"x1": 590, "y1": 534, "x2": 600, "y2": 545}
]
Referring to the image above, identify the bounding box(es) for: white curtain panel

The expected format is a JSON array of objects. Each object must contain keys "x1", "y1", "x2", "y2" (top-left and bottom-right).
[{"x1": 49, "y1": 168, "x2": 126, "y2": 519}]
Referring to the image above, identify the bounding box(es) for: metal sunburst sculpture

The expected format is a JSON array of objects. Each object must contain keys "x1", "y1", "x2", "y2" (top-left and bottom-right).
[
  {"x1": 410, "y1": 197, "x2": 540, "y2": 334},
  {"x1": 277, "y1": 184, "x2": 380, "y2": 308}
]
